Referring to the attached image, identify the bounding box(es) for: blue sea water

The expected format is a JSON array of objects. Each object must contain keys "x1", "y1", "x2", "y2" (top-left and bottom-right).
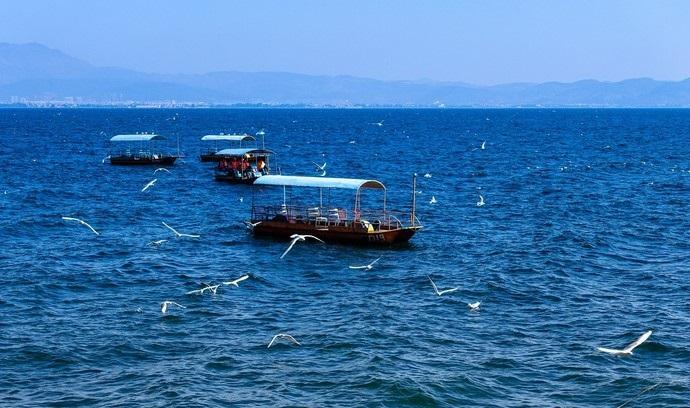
[{"x1": 0, "y1": 108, "x2": 689, "y2": 407}]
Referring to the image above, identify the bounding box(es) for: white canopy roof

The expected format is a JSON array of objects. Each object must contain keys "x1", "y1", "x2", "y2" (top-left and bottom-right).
[
  {"x1": 253, "y1": 175, "x2": 385, "y2": 190},
  {"x1": 110, "y1": 134, "x2": 165, "y2": 142},
  {"x1": 200, "y1": 134, "x2": 256, "y2": 142}
]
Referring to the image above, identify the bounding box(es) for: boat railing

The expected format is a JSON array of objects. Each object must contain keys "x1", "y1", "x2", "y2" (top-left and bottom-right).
[{"x1": 252, "y1": 205, "x2": 414, "y2": 230}]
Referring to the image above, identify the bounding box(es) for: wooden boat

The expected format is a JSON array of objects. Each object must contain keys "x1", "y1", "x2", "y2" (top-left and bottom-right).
[
  {"x1": 199, "y1": 134, "x2": 256, "y2": 162},
  {"x1": 248, "y1": 175, "x2": 422, "y2": 245},
  {"x1": 213, "y1": 148, "x2": 275, "y2": 184},
  {"x1": 109, "y1": 133, "x2": 178, "y2": 165}
]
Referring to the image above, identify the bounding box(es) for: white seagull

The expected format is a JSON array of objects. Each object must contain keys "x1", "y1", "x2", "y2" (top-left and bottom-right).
[
  {"x1": 280, "y1": 234, "x2": 325, "y2": 259},
  {"x1": 477, "y1": 195, "x2": 485, "y2": 207},
  {"x1": 161, "y1": 301, "x2": 185, "y2": 314},
  {"x1": 372, "y1": 120, "x2": 384, "y2": 127},
  {"x1": 428, "y1": 275, "x2": 459, "y2": 296},
  {"x1": 468, "y1": 301, "x2": 481, "y2": 311},
  {"x1": 424, "y1": 173, "x2": 432, "y2": 178},
  {"x1": 223, "y1": 274, "x2": 249, "y2": 287},
  {"x1": 349, "y1": 257, "x2": 381, "y2": 270},
  {"x1": 597, "y1": 330, "x2": 652, "y2": 356},
  {"x1": 430, "y1": 196, "x2": 437, "y2": 204},
  {"x1": 162, "y1": 221, "x2": 200, "y2": 238},
  {"x1": 154, "y1": 168, "x2": 171, "y2": 174},
  {"x1": 313, "y1": 162, "x2": 327, "y2": 171},
  {"x1": 141, "y1": 178, "x2": 157, "y2": 192},
  {"x1": 268, "y1": 333, "x2": 301, "y2": 348},
  {"x1": 61, "y1": 216, "x2": 100, "y2": 235},
  {"x1": 148, "y1": 239, "x2": 168, "y2": 247},
  {"x1": 481, "y1": 140, "x2": 486, "y2": 150},
  {"x1": 187, "y1": 284, "x2": 220, "y2": 296},
  {"x1": 244, "y1": 221, "x2": 262, "y2": 230}
]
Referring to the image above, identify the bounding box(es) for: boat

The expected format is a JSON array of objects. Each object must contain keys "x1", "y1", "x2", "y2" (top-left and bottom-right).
[
  {"x1": 248, "y1": 175, "x2": 422, "y2": 245},
  {"x1": 109, "y1": 133, "x2": 178, "y2": 165},
  {"x1": 199, "y1": 133, "x2": 257, "y2": 162},
  {"x1": 213, "y1": 148, "x2": 276, "y2": 184}
]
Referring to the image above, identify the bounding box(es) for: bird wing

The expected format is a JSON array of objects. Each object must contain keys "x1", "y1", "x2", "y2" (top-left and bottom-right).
[
  {"x1": 161, "y1": 303, "x2": 168, "y2": 313},
  {"x1": 162, "y1": 222, "x2": 180, "y2": 236},
  {"x1": 439, "y1": 287, "x2": 459, "y2": 295},
  {"x1": 171, "y1": 302, "x2": 185, "y2": 308},
  {"x1": 79, "y1": 220, "x2": 99, "y2": 235},
  {"x1": 267, "y1": 335, "x2": 278, "y2": 348},
  {"x1": 304, "y1": 235, "x2": 325, "y2": 243},
  {"x1": 236, "y1": 275, "x2": 249, "y2": 283},
  {"x1": 280, "y1": 238, "x2": 299, "y2": 259},
  {"x1": 427, "y1": 276, "x2": 440, "y2": 295},
  {"x1": 179, "y1": 233, "x2": 200, "y2": 238},
  {"x1": 349, "y1": 265, "x2": 367, "y2": 269},
  {"x1": 186, "y1": 289, "x2": 201, "y2": 295},
  {"x1": 369, "y1": 257, "x2": 381, "y2": 267},
  {"x1": 624, "y1": 330, "x2": 652, "y2": 353},
  {"x1": 597, "y1": 347, "x2": 624, "y2": 355}
]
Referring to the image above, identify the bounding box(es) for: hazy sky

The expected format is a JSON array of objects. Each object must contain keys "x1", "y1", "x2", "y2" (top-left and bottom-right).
[{"x1": 1, "y1": 0, "x2": 689, "y2": 84}]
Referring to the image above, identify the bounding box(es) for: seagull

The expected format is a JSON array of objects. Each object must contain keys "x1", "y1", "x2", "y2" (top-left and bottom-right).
[
  {"x1": 141, "y1": 178, "x2": 157, "y2": 192},
  {"x1": 313, "y1": 162, "x2": 327, "y2": 171},
  {"x1": 428, "y1": 275, "x2": 459, "y2": 296},
  {"x1": 161, "y1": 301, "x2": 185, "y2": 314},
  {"x1": 477, "y1": 195, "x2": 485, "y2": 207},
  {"x1": 154, "y1": 168, "x2": 171, "y2": 174},
  {"x1": 148, "y1": 239, "x2": 168, "y2": 247},
  {"x1": 281, "y1": 234, "x2": 325, "y2": 259},
  {"x1": 162, "y1": 221, "x2": 200, "y2": 238},
  {"x1": 61, "y1": 216, "x2": 100, "y2": 235},
  {"x1": 186, "y1": 284, "x2": 220, "y2": 296},
  {"x1": 430, "y1": 196, "x2": 437, "y2": 204},
  {"x1": 257, "y1": 130, "x2": 266, "y2": 136},
  {"x1": 101, "y1": 155, "x2": 110, "y2": 164},
  {"x1": 597, "y1": 330, "x2": 652, "y2": 356},
  {"x1": 244, "y1": 221, "x2": 262, "y2": 230},
  {"x1": 223, "y1": 274, "x2": 249, "y2": 287},
  {"x1": 481, "y1": 141, "x2": 486, "y2": 150},
  {"x1": 372, "y1": 120, "x2": 384, "y2": 127},
  {"x1": 349, "y1": 140, "x2": 356, "y2": 144},
  {"x1": 424, "y1": 173, "x2": 432, "y2": 178},
  {"x1": 268, "y1": 333, "x2": 301, "y2": 348},
  {"x1": 468, "y1": 301, "x2": 481, "y2": 311},
  {"x1": 239, "y1": 197, "x2": 244, "y2": 203},
  {"x1": 349, "y1": 257, "x2": 381, "y2": 270}
]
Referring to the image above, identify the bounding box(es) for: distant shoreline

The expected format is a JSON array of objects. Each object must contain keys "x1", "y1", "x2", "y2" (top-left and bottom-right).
[{"x1": 2, "y1": 104, "x2": 690, "y2": 109}]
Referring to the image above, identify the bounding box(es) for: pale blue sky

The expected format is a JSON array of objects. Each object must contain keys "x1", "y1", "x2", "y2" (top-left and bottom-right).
[{"x1": 1, "y1": 0, "x2": 689, "y2": 84}]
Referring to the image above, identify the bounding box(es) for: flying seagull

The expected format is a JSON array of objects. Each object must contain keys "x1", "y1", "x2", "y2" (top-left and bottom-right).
[
  {"x1": 424, "y1": 173, "x2": 432, "y2": 178},
  {"x1": 477, "y1": 195, "x2": 485, "y2": 207},
  {"x1": 154, "y1": 168, "x2": 171, "y2": 174},
  {"x1": 313, "y1": 162, "x2": 327, "y2": 171},
  {"x1": 372, "y1": 120, "x2": 384, "y2": 127},
  {"x1": 141, "y1": 178, "x2": 157, "y2": 192},
  {"x1": 597, "y1": 330, "x2": 652, "y2": 356},
  {"x1": 187, "y1": 284, "x2": 220, "y2": 296},
  {"x1": 148, "y1": 239, "x2": 168, "y2": 247},
  {"x1": 268, "y1": 333, "x2": 301, "y2": 348},
  {"x1": 162, "y1": 221, "x2": 200, "y2": 238},
  {"x1": 428, "y1": 275, "x2": 459, "y2": 296},
  {"x1": 349, "y1": 257, "x2": 381, "y2": 270},
  {"x1": 161, "y1": 301, "x2": 185, "y2": 314},
  {"x1": 244, "y1": 221, "x2": 262, "y2": 230},
  {"x1": 61, "y1": 216, "x2": 100, "y2": 235},
  {"x1": 223, "y1": 274, "x2": 249, "y2": 287},
  {"x1": 430, "y1": 196, "x2": 437, "y2": 204},
  {"x1": 468, "y1": 301, "x2": 481, "y2": 311},
  {"x1": 281, "y1": 234, "x2": 325, "y2": 259},
  {"x1": 481, "y1": 141, "x2": 486, "y2": 150}
]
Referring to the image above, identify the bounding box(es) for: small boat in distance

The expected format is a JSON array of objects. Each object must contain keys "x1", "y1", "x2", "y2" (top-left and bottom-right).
[
  {"x1": 213, "y1": 148, "x2": 275, "y2": 184},
  {"x1": 248, "y1": 175, "x2": 422, "y2": 245},
  {"x1": 199, "y1": 133, "x2": 257, "y2": 162},
  {"x1": 109, "y1": 133, "x2": 178, "y2": 165}
]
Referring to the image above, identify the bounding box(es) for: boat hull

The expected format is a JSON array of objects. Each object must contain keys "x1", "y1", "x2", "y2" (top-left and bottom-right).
[
  {"x1": 110, "y1": 156, "x2": 177, "y2": 165},
  {"x1": 214, "y1": 173, "x2": 258, "y2": 184},
  {"x1": 251, "y1": 221, "x2": 420, "y2": 246}
]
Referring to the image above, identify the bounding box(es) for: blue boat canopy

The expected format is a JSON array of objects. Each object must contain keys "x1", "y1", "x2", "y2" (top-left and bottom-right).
[
  {"x1": 215, "y1": 148, "x2": 274, "y2": 156},
  {"x1": 254, "y1": 175, "x2": 385, "y2": 190},
  {"x1": 201, "y1": 134, "x2": 256, "y2": 142},
  {"x1": 110, "y1": 134, "x2": 166, "y2": 142}
]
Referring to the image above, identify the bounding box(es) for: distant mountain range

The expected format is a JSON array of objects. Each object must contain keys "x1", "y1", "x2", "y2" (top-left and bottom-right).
[{"x1": 1, "y1": 42, "x2": 690, "y2": 107}]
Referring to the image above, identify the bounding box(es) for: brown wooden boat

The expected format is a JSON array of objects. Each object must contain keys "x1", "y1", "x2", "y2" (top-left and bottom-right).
[
  {"x1": 248, "y1": 175, "x2": 422, "y2": 246},
  {"x1": 109, "y1": 133, "x2": 178, "y2": 166}
]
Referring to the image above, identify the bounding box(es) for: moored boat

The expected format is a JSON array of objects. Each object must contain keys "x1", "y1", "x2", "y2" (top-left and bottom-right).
[
  {"x1": 248, "y1": 175, "x2": 422, "y2": 245},
  {"x1": 199, "y1": 133, "x2": 257, "y2": 162},
  {"x1": 109, "y1": 133, "x2": 178, "y2": 165}
]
